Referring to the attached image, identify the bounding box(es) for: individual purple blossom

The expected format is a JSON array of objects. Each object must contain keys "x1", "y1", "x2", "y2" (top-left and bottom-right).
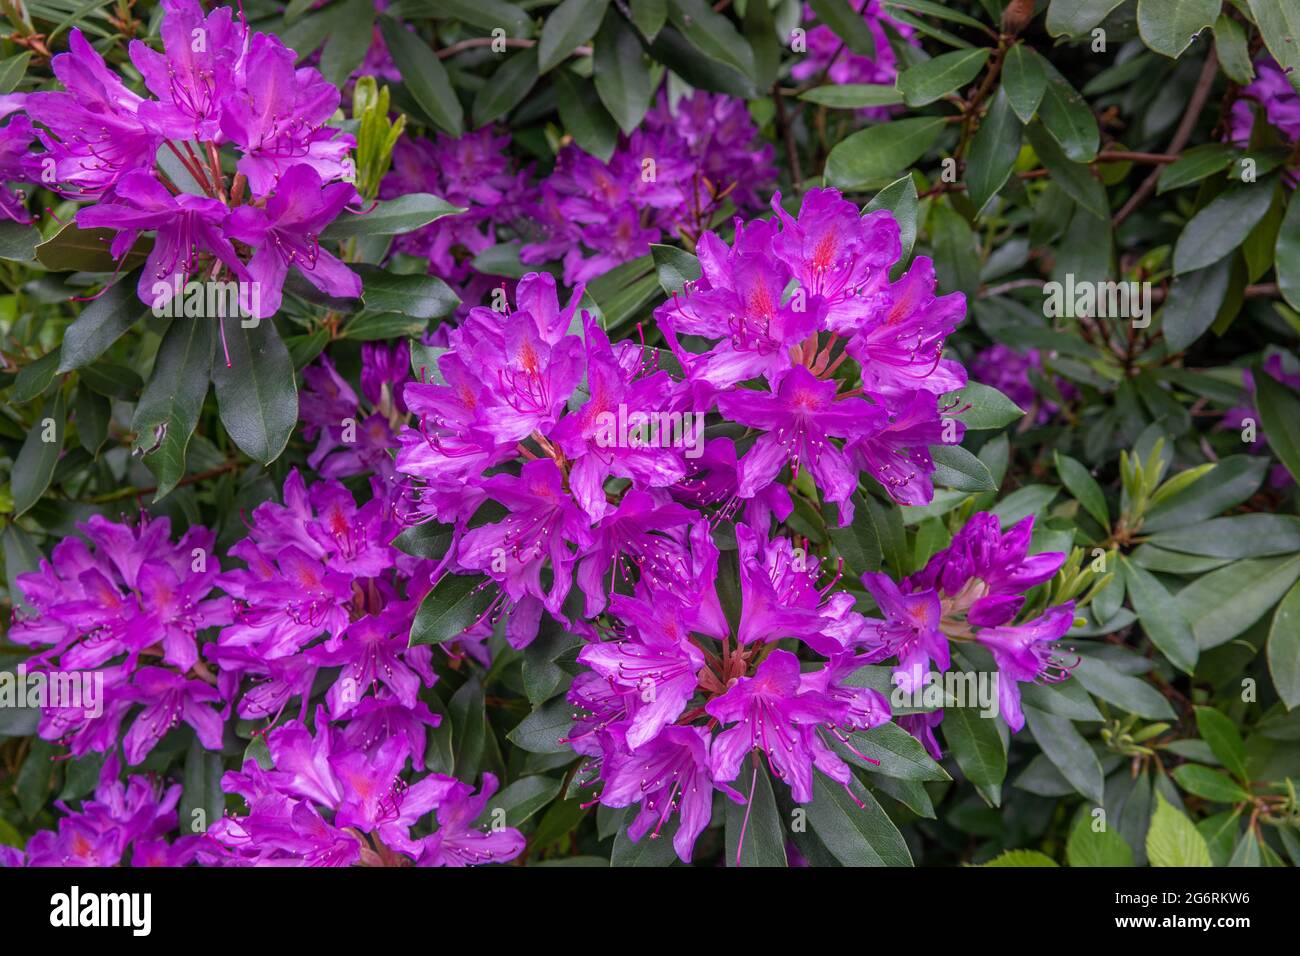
[
  {"x1": 577, "y1": 593, "x2": 705, "y2": 749},
  {"x1": 415, "y1": 773, "x2": 527, "y2": 867},
  {"x1": 123, "y1": 667, "x2": 224, "y2": 765},
  {"x1": 129, "y1": 0, "x2": 246, "y2": 141},
  {"x1": 658, "y1": 218, "x2": 827, "y2": 394},
  {"x1": 456, "y1": 458, "x2": 593, "y2": 629},
  {"x1": 218, "y1": 32, "x2": 353, "y2": 197},
  {"x1": 23, "y1": 29, "x2": 159, "y2": 199},
  {"x1": 717, "y1": 364, "x2": 885, "y2": 523},
  {"x1": 76, "y1": 168, "x2": 248, "y2": 308},
  {"x1": 597, "y1": 724, "x2": 743, "y2": 863},
  {"x1": 706, "y1": 649, "x2": 884, "y2": 803},
  {"x1": 0, "y1": 95, "x2": 34, "y2": 222},
  {"x1": 975, "y1": 604, "x2": 1077, "y2": 731},
  {"x1": 225, "y1": 164, "x2": 362, "y2": 317}
]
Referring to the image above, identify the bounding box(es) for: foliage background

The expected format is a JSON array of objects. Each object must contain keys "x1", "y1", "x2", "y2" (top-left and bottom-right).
[{"x1": 2, "y1": 0, "x2": 1300, "y2": 867}]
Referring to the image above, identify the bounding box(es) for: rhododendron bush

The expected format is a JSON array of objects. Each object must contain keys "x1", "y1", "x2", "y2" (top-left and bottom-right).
[{"x1": 0, "y1": 0, "x2": 1299, "y2": 871}]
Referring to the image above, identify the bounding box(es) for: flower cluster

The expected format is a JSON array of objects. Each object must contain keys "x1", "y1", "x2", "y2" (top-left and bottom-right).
[
  {"x1": 6, "y1": 469, "x2": 527, "y2": 867},
  {"x1": 9, "y1": 514, "x2": 228, "y2": 763},
  {"x1": 861, "y1": 512, "x2": 1077, "y2": 749},
  {"x1": 387, "y1": 189, "x2": 1019, "y2": 861},
  {"x1": 14, "y1": 0, "x2": 361, "y2": 317},
  {"x1": 519, "y1": 91, "x2": 777, "y2": 284},
  {"x1": 381, "y1": 127, "x2": 534, "y2": 304},
  {"x1": 791, "y1": 0, "x2": 915, "y2": 118}
]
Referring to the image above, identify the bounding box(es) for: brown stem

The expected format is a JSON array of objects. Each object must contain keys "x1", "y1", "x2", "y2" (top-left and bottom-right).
[{"x1": 1113, "y1": 46, "x2": 1219, "y2": 227}]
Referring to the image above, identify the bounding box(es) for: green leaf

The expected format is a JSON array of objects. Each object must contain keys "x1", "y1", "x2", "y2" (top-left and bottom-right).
[
  {"x1": 1161, "y1": 257, "x2": 1232, "y2": 351},
  {"x1": 1002, "y1": 42, "x2": 1047, "y2": 123},
  {"x1": 650, "y1": 242, "x2": 701, "y2": 296},
  {"x1": 897, "y1": 47, "x2": 990, "y2": 107},
  {"x1": 178, "y1": 736, "x2": 225, "y2": 837},
  {"x1": 805, "y1": 772, "x2": 912, "y2": 866},
  {"x1": 1037, "y1": 55, "x2": 1100, "y2": 162},
  {"x1": 539, "y1": 0, "x2": 609, "y2": 72},
  {"x1": 1268, "y1": 579, "x2": 1300, "y2": 710},
  {"x1": 799, "y1": 83, "x2": 903, "y2": 109},
  {"x1": 1214, "y1": 13, "x2": 1254, "y2": 84},
  {"x1": 1026, "y1": 123, "x2": 1107, "y2": 219},
  {"x1": 1194, "y1": 706, "x2": 1248, "y2": 782},
  {"x1": 742, "y1": 0, "x2": 779, "y2": 90},
  {"x1": 553, "y1": 67, "x2": 618, "y2": 162},
  {"x1": 1172, "y1": 764, "x2": 1251, "y2": 803},
  {"x1": 11, "y1": 391, "x2": 65, "y2": 518},
  {"x1": 611, "y1": 815, "x2": 679, "y2": 866},
  {"x1": 449, "y1": 677, "x2": 486, "y2": 780},
  {"x1": 56, "y1": 269, "x2": 150, "y2": 372},
  {"x1": 724, "y1": 764, "x2": 787, "y2": 867},
  {"x1": 1277, "y1": 192, "x2": 1300, "y2": 311},
  {"x1": 379, "y1": 17, "x2": 463, "y2": 136},
  {"x1": 340, "y1": 312, "x2": 428, "y2": 341},
  {"x1": 410, "y1": 573, "x2": 494, "y2": 646},
  {"x1": 473, "y1": 46, "x2": 539, "y2": 127},
  {"x1": 594, "y1": 9, "x2": 653, "y2": 134},
  {"x1": 1249, "y1": 0, "x2": 1300, "y2": 94},
  {"x1": 1067, "y1": 812, "x2": 1135, "y2": 866},
  {"x1": 322, "y1": 193, "x2": 464, "y2": 239},
  {"x1": 944, "y1": 704, "x2": 1007, "y2": 806},
  {"x1": 358, "y1": 266, "x2": 460, "y2": 319},
  {"x1": 393, "y1": 519, "x2": 454, "y2": 560},
  {"x1": 506, "y1": 696, "x2": 574, "y2": 755},
  {"x1": 1137, "y1": 0, "x2": 1220, "y2": 58},
  {"x1": 630, "y1": 0, "x2": 667, "y2": 39},
  {"x1": 1023, "y1": 705, "x2": 1105, "y2": 804},
  {"x1": 1073, "y1": 655, "x2": 1176, "y2": 720},
  {"x1": 1254, "y1": 363, "x2": 1300, "y2": 482},
  {"x1": 967, "y1": 86, "x2": 1023, "y2": 214},
  {"x1": 1177, "y1": 554, "x2": 1300, "y2": 649},
  {"x1": 836, "y1": 722, "x2": 950, "y2": 781},
  {"x1": 667, "y1": 0, "x2": 754, "y2": 80},
  {"x1": 1046, "y1": 0, "x2": 1127, "y2": 37},
  {"x1": 1054, "y1": 452, "x2": 1110, "y2": 529},
  {"x1": 319, "y1": 0, "x2": 377, "y2": 87},
  {"x1": 478, "y1": 775, "x2": 563, "y2": 828},
  {"x1": 73, "y1": 386, "x2": 109, "y2": 455},
  {"x1": 826, "y1": 117, "x2": 947, "y2": 190},
  {"x1": 0, "y1": 220, "x2": 39, "y2": 262},
  {"x1": 1121, "y1": 557, "x2": 1198, "y2": 674},
  {"x1": 1157, "y1": 142, "x2": 1237, "y2": 194},
  {"x1": 981, "y1": 849, "x2": 1059, "y2": 866},
  {"x1": 1147, "y1": 792, "x2": 1212, "y2": 866},
  {"x1": 35, "y1": 223, "x2": 150, "y2": 273},
  {"x1": 12, "y1": 350, "x2": 61, "y2": 404},
  {"x1": 930, "y1": 443, "x2": 997, "y2": 492},
  {"x1": 945, "y1": 381, "x2": 1025, "y2": 431},
  {"x1": 809, "y1": 0, "x2": 878, "y2": 58},
  {"x1": 397, "y1": 0, "x2": 533, "y2": 36},
  {"x1": 130, "y1": 318, "x2": 213, "y2": 500},
  {"x1": 1174, "y1": 184, "x2": 1276, "y2": 274},
  {"x1": 0, "y1": 51, "x2": 30, "y2": 94},
  {"x1": 210, "y1": 320, "x2": 297, "y2": 466},
  {"x1": 1146, "y1": 514, "x2": 1300, "y2": 558},
  {"x1": 865, "y1": 174, "x2": 920, "y2": 273}
]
